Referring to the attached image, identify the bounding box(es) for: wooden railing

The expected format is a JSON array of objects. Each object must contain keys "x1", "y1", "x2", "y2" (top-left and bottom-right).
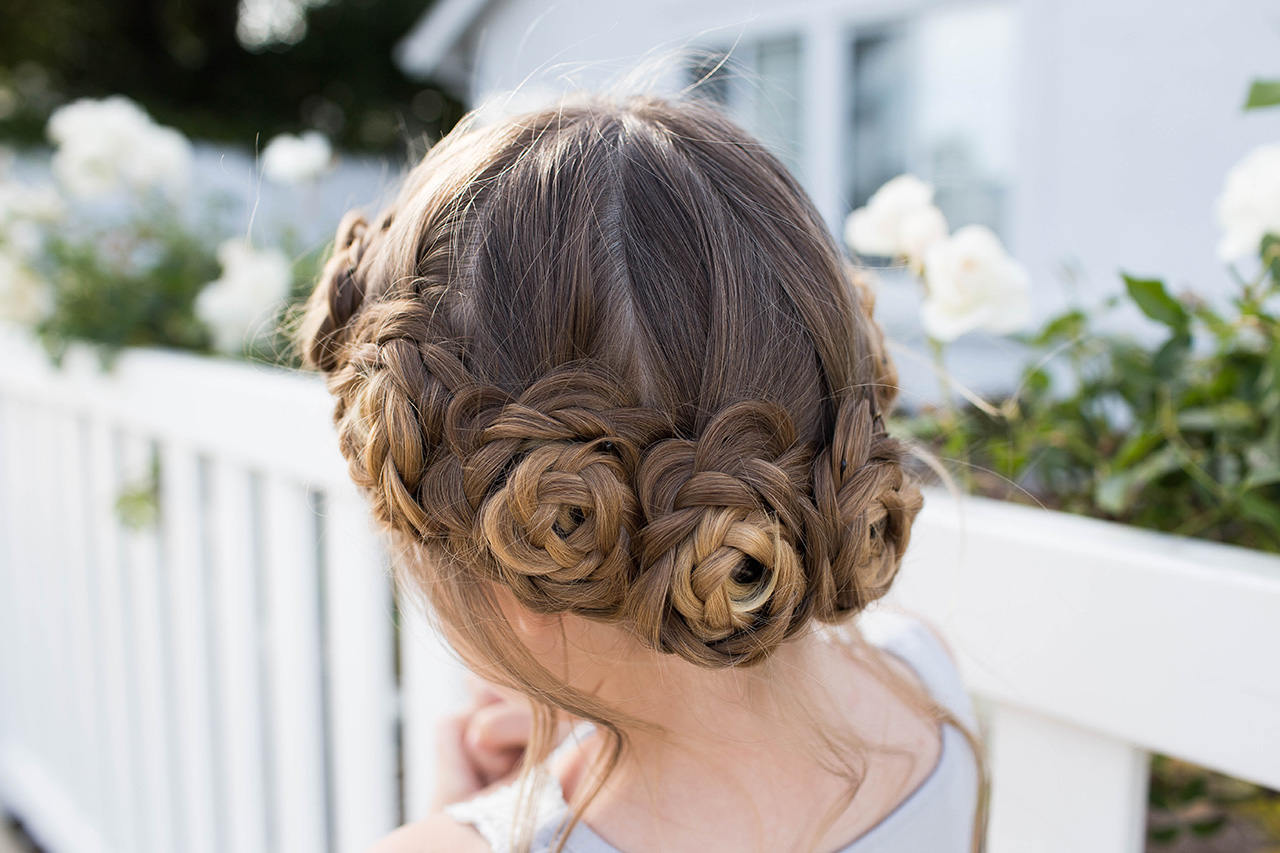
[{"x1": 0, "y1": 326, "x2": 1276, "y2": 853}]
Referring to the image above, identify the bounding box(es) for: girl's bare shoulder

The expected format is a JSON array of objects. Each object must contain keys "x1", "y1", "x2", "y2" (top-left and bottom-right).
[{"x1": 364, "y1": 814, "x2": 490, "y2": 853}]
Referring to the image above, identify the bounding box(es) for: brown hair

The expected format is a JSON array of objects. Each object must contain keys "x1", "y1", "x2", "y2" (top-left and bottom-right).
[{"x1": 297, "y1": 92, "x2": 983, "y2": 851}]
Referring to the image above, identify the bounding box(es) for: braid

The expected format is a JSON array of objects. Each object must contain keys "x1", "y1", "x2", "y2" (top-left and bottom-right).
[{"x1": 811, "y1": 395, "x2": 923, "y2": 618}]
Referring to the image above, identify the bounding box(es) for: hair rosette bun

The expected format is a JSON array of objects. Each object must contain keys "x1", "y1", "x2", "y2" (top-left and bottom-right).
[
  {"x1": 470, "y1": 371, "x2": 669, "y2": 619},
  {"x1": 630, "y1": 403, "x2": 816, "y2": 667}
]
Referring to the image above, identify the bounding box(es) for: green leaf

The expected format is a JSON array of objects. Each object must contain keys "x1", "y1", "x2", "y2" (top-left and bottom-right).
[
  {"x1": 1239, "y1": 493, "x2": 1280, "y2": 538},
  {"x1": 1113, "y1": 429, "x2": 1163, "y2": 469},
  {"x1": 1124, "y1": 274, "x2": 1190, "y2": 331},
  {"x1": 1245, "y1": 79, "x2": 1280, "y2": 110},
  {"x1": 1176, "y1": 401, "x2": 1258, "y2": 432},
  {"x1": 1032, "y1": 309, "x2": 1087, "y2": 346},
  {"x1": 1153, "y1": 331, "x2": 1191, "y2": 375},
  {"x1": 1262, "y1": 233, "x2": 1280, "y2": 281},
  {"x1": 1094, "y1": 445, "x2": 1181, "y2": 514}
]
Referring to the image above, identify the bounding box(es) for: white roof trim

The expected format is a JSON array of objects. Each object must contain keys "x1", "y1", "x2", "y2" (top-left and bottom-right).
[{"x1": 395, "y1": 0, "x2": 494, "y2": 80}]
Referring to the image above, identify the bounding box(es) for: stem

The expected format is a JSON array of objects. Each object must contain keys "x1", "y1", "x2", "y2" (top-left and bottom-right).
[
  {"x1": 928, "y1": 335, "x2": 954, "y2": 410},
  {"x1": 928, "y1": 336, "x2": 973, "y2": 491}
]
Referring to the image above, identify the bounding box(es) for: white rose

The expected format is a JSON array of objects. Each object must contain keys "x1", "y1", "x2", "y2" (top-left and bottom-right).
[
  {"x1": 261, "y1": 131, "x2": 333, "y2": 185},
  {"x1": 47, "y1": 96, "x2": 192, "y2": 200},
  {"x1": 921, "y1": 224, "x2": 1031, "y2": 342},
  {"x1": 0, "y1": 247, "x2": 52, "y2": 326},
  {"x1": 195, "y1": 239, "x2": 293, "y2": 354},
  {"x1": 1214, "y1": 142, "x2": 1280, "y2": 262},
  {"x1": 843, "y1": 174, "x2": 949, "y2": 263}
]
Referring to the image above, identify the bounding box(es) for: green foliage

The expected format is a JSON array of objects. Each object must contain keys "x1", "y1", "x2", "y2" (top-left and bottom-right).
[
  {"x1": 1246, "y1": 79, "x2": 1280, "y2": 111},
  {"x1": 901, "y1": 231, "x2": 1280, "y2": 554},
  {"x1": 32, "y1": 211, "x2": 219, "y2": 362},
  {"x1": 114, "y1": 450, "x2": 161, "y2": 530},
  {"x1": 0, "y1": 0, "x2": 461, "y2": 153},
  {"x1": 1147, "y1": 756, "x2": 1280, "y2": 846}
]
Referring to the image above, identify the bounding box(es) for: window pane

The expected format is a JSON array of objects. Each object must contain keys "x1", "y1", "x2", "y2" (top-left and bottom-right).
[
  {"x1": 848, "y1": 29, "x2": 911, "y2": 211},
  {"x1": 914, "y1": 3, "x2": 1018, "y2": 232},
  {"x1": 847, "y1": 2, "x2": 1019, "y2": 234},
  {"x1": 684, "y1": 37, "x2": 804, "y2": 174},
  {"x1": 749, "y1": 36, "x2": 804, "y2": 172}
]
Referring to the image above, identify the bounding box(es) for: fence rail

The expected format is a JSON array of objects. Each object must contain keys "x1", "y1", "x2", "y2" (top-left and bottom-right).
[{"x1": 0, "y1": 326, "x2": 1277, "y2": 853}]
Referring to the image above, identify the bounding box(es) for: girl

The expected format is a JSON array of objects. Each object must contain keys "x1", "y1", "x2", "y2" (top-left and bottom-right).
[{"x1": 297, "y1": 92, "x2": 983, "y2": 853}]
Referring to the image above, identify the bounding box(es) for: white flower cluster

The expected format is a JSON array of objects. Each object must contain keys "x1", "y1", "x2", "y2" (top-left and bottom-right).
[
  {"x1": 195, "y1": 239, "x2": 293, "y2": 354},
  {"x1": 919, "y1": 225, "x2": 1031, "y2": 342},
  {"x1": 261, "y1": 131, "x2": 333, "y2": 185},
  {"x1": 1215, "y1": 142, "x2": 1280, "y2": 263},
  {"x1": 844, "y1": 174, "x2": 1031, "y2": 342},
  {"x1": 844, "y1": 175, "x2": 948, "y2": 266},
  {"x1": 46, "y1": 96, "x2": 192, "y2": 200}
]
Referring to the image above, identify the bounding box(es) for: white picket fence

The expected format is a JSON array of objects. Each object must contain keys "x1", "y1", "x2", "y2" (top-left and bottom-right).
[{"x1": 0, "y1": 325, "x2": 1277, "y2": 853}]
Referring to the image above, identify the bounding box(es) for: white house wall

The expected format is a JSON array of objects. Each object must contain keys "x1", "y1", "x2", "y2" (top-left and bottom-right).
[
  {"x1": 1010, "y1": 0, "x2": 1280, "y2": 305},
  {"x1": 446, "y1": 0, "x2": 1280, "y2": 296},
  {"x1": 410, "y1": 0, "x2": 1280, "y2": 400}
]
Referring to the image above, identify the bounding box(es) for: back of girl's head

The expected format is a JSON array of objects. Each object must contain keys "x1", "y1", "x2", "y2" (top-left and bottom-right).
[{"x1": 297, "y1": 92, "x2": 922, "y2": 680}]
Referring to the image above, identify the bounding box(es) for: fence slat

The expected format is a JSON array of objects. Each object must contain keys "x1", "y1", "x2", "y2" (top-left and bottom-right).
[
  {"x1": 263, "y1": 476, "x2": 328, "y2": 853},
  {"x1": 161, "y1": 443, "x2": 220, "y2": 853},
  {"x1": 323, "y1": 486, "x2": 399, "y2": 852},
  {"x1": 31, "y1": 405, "x2": 75, "y2": 813},
  {"x1": 120, "y1": 436, "x2": 177, "y2": 853},
  {"x1": 0, "y1": 398, "x2": 40, "y2": 791},
  {"x1": 55, "y1": 410, "x2": 104, "y2": 828},
  {"x1": 85, "y1": 418, "x2": 139, "y2": 853},
  {"x1": 986, "y1": 703, "x2": 1149, "y2": 853},
  {"x1": 209, "y1": 462, "x2": 270, "y2": 853}
]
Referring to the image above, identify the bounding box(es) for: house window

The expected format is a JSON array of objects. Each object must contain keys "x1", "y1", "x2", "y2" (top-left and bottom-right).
[
  {"x1": 849, "y1": 29, "x2": 912, "y2": 213},
  {"x1": 846, "y1": 2, "x2": 1019, "y2": 235},
  {"x1": 685, "y1": 35, "x2": 804, "y2": 173}
]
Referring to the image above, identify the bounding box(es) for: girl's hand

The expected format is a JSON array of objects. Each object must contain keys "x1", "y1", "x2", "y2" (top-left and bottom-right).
[{"x1": 429, "y1": 677, "x2": 535, "y2": 813}]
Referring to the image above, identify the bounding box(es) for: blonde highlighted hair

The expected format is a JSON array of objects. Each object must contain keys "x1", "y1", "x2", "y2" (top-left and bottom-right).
[{"x1": 297, "y1": 92, "x2": 985, "y2": 852}]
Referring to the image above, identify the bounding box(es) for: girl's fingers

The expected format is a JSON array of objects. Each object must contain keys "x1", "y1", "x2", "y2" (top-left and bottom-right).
[
  {"x1": 464, "y1": 701, "x2": 532, "y2": 784},
  {"x1": 466, "y1": 700, "x2": 534, "y2": 753}
]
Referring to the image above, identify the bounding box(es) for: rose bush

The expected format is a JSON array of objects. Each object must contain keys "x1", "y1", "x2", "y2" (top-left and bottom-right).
[
  {"x1": 195, "y1": 240, "x2": 294, "y2": 354},
  {"x1": 46, "y1": 96, "x2": 192, "y2": 201},
  {"x1": 0, "y1": 96, "x2": 327, "y2": 362}
]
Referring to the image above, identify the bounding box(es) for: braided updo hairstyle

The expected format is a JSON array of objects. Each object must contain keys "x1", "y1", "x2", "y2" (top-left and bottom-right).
[
  {"x1": 297, "y1": 94, "x2": 930, "y2": 843},
  {"x1": 300, "y1": 94, "x2": 921, "y2": 668}
]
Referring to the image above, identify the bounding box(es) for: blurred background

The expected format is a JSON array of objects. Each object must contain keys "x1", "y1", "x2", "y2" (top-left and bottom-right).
[{"x1": 2, "y1": 1, "x2": 1279, "y2": 852}]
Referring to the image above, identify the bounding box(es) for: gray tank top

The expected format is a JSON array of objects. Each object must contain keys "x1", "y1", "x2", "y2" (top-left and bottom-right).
[{"x1": 445, "y1": 610, "x2": 979, "y2": 852}]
